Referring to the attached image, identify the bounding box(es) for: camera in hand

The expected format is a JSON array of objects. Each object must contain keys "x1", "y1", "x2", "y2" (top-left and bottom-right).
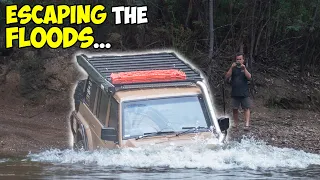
[{"x1": 236, "y1": 62, "x2": 241, "y2": 68}]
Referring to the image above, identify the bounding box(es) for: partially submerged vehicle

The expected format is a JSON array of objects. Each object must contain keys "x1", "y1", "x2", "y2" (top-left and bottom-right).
[{"x1": 70, "y1": 51, "x2": 229, "y2": 151}]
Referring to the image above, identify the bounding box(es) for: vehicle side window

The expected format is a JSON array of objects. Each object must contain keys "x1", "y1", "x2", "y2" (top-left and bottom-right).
[
  {"x1": 84, "y1": 78, "x2": 98, "y2": 112},
  {"x1": 96, "y1": 90, "x2": 110, "y2": 125},
  {"x1": 108, "y1": 97, "x2": 119, "y2": 131}
]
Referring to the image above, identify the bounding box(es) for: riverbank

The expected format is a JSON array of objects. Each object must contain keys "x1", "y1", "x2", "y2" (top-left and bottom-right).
[
  {"x1": 217, "y1": 70, "x2": 320, "y2": 154},
  {"x1": 0, "y1": 72, "x2": 71, "y2": 158},
  {"x1": 224, "y1": 102, "x2": 320, "y2": 154},
  {"x1": 0, "y1": 60, "x2": 319, "y2": 157}
]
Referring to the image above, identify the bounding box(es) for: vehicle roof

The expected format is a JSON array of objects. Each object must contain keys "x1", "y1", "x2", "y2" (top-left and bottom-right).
[
  {"x1": 113, "y1": 86, "x2": 202, "y2": 102},
  {"x1": 76, "y1": 52, "x2": 204, "y2": 94}
]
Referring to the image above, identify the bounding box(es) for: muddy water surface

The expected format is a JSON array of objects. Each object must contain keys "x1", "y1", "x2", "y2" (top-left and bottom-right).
[{"x1": 1, "y1": 138, "x2": 320, "y2": 179}]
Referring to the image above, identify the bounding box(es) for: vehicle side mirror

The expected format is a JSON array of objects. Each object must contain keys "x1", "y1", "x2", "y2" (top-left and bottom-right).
[
  {"x1": 217, "y1": 117, "x2": 229, "y2": 131},
  {"x1": 101, "y1": 127, "x2": 118, "y2": 142}
]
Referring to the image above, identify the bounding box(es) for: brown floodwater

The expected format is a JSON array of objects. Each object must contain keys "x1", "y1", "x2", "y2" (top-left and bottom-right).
[{"x1": 0, "y1": 138, "x2": 320, "y2": 179}]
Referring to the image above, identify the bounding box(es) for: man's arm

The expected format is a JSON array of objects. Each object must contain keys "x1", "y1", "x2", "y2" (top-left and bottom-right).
[
  {"x1": 225, "y1": 67, "x2": 232, "y2": 79},
  {"x1": 243, "y1": 67, "x2": 252, "y2": 80},
  {"x1": 225, "y1": 63, "x2": 236, "y2": 80}
]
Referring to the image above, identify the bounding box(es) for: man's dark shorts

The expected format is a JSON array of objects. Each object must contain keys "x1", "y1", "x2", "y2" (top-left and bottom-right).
[{"x1": 232, "y1": 96, "x2": 251, "y2": 110}]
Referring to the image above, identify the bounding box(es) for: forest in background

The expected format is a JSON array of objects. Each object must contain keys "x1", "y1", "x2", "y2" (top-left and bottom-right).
[{"x1": 0, "y1": 0, "x2": 319, "y2": 110}]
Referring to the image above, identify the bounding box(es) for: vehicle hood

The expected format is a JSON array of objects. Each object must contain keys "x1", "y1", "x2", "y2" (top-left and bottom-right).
[{"x1": 121, "y1": 132, "x2": 216, "y2": 148}]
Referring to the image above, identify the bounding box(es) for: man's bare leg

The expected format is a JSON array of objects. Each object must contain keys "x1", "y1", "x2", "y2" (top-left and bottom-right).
[
  {"x1": 244, "y1": 108, "x2": 250, "y2": 127},
  {"x1": 233, "y1": 109, "x2": 239, "y2": 128}
]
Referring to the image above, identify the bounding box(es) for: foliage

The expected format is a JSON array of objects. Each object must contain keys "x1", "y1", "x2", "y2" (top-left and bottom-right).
[{"x1": 0, "y1": 0, "x2": 319, "y2": 77}]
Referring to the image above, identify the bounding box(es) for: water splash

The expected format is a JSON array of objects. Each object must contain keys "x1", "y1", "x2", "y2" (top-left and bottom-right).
[
  {"x1": 0, "y1": 159, "x2": 9, "y2": 163},
  {"x1": 27, "y1": 137, "x2": 320, "y2": 170}
]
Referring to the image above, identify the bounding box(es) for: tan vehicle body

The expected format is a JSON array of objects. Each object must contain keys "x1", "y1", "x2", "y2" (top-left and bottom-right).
[
  {"x1": 70, "y1": 52, "x2": 229, "y2": 151},
  {"x1": 71, "y1": 86, "x2": 214, "y2": 150}
]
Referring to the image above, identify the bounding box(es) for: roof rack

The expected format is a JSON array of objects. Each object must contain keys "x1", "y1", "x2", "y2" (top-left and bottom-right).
[{"x1": 76, "y1": 52, "x2": 203, "y2": 93}]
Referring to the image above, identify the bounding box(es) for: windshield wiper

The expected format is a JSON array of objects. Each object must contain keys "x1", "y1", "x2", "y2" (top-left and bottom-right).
[
  {"x1": 175, "y1": 126, "x2": 209, "y2": 136},
  {"x1": 135, "y1": 131, "x2": 175, "y2": 140}
]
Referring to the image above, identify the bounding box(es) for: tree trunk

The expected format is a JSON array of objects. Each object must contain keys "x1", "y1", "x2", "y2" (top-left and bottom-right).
[
  {"x1": 185, "y1": 0, "x2": 193, "y2": 29},
  {"x1": 300, "y1": 0, "x2": 319, "y2": 76},
  {"x1": 208, "y1": 0, "x2": 214, "y2": 60},
  {"x1": 249, "y1": 0, "x2": 257, "y2": 70},
  {"x1": 300, "y1": 36, "x2": 309, "y2": 76},
  {"x1": 255, "y1": 18, "x2": 269, "y2": 58},
  {"x1": 265, "y1": 0, "x2": 271, "y2": 56},
  {"x1": 249, "y1": 0, "x2": 257, "y2": 98},
  {"x1": 239, "y1": 42, "x2": 244, "y2": 54},
  {"x1": 0, "y1": 62, "x2": 10, "y2": 83},
  {"x1": 229, "y1": 1, "x2": 235, "y2": 53}
]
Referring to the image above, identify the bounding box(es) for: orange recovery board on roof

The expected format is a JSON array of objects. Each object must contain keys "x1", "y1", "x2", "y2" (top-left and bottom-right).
[{"x1": 110, "y1": 69, "x2": 187, "y2": 84}]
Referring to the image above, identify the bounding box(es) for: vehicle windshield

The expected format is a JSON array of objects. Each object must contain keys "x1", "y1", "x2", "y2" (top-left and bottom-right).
[{"x1": 122, "y1": 95, "x2": 211, "y2": 139}]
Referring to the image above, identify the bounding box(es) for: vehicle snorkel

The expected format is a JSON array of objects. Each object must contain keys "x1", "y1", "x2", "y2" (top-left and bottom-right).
[{"x1": 196, "y1": 81, "x2": 229, "y2": 144}]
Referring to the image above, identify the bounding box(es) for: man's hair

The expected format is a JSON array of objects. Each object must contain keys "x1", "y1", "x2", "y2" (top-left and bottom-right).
[{"x1": 235, "y1": 52, "x2": 244, "y2": 59}]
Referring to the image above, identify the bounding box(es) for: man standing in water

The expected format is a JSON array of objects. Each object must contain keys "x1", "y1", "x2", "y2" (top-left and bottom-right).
[{"x1": 225, "y1": 52, "x2": 252, "y2": 130}]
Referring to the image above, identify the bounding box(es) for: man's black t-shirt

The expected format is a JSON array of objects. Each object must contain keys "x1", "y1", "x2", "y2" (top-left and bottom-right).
[{"x1": 231, "y1": 67, "x2": 250, "y2": 97}]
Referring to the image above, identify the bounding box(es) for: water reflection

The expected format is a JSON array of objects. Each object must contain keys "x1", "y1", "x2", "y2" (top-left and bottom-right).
[{"x1": 1, "y1": 161, "x2": 319, "y2": 179}]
